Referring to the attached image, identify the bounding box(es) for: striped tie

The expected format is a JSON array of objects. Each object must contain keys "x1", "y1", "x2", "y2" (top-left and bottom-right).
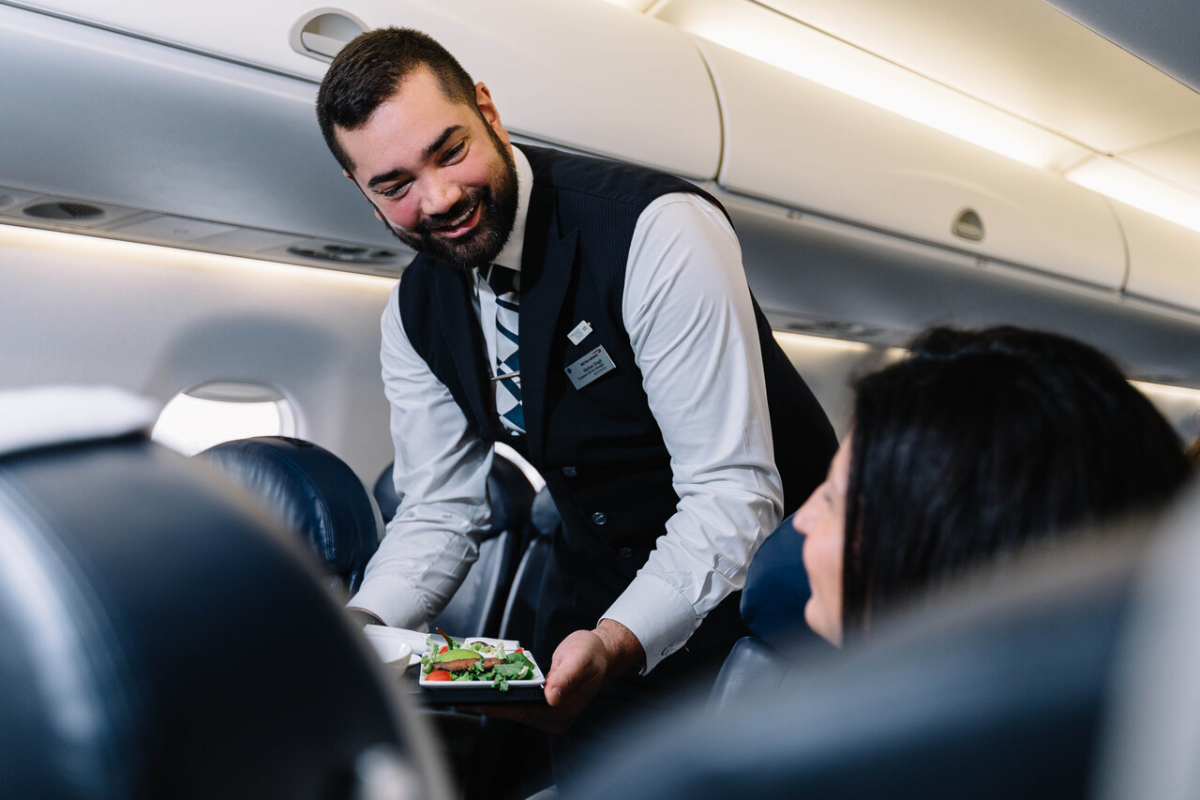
[{"x1": 488, "y1": 265, "x2": 524, "y2": 434}]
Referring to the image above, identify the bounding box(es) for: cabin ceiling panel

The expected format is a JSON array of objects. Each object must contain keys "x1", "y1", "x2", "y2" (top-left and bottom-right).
[
  {"x1": 654, "y1": 0, "x2": 1200, "y2": 156},
  {"x1": 1117, "y1": 132, "x2": 1200, "y2": 198},
  {"x1": 11, "y1": 0, "x2": 722, "y2": 179}
]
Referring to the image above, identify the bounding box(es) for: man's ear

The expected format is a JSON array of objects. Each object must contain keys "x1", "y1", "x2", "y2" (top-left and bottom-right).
[
  {"x1": 474, "y1": 82, "x2": 511, "y2": 148},
  {"x1": 343, "y1": 169, "x2": 353, "y2": 180}
]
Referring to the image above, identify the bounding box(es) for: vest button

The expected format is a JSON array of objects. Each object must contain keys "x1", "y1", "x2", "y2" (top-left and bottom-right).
[
  {"x1": 562, "y1": 466, "x2": 577, "y2": 477},
  {"x1": 618, "y1": 547, "x2": 633, "y2": 558},
  {"x1": 591, "y1": 511, "x2": 607, "y2": 525}
]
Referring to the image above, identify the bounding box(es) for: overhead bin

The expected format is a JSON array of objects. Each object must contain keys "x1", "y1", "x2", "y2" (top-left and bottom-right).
[
  {"x1": 694, "y1": 39, "x2": 1128, "y2": 290},
  {"x1": 1113, "y1": 202, "x2": 1200, "y2": 314},
  {"x1": 0, "y1": 4, "x2": 409, "y2": 269},
  {"x1": 15, "y1": 0, "x2": 722, "y2": 180}
]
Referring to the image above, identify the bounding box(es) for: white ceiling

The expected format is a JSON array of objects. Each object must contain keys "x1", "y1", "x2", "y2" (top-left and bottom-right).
[{"x1": 613, "y1": 0, "x2": 1200, "y2": 202}]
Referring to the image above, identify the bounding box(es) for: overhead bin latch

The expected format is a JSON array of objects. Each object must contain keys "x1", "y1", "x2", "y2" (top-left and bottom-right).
[
  {"x1": 289, "y1": 9, "x2": 369, "y2": 62},
  {"x1": 952, "y1": 208, "x2": 985, "y2": 242}
]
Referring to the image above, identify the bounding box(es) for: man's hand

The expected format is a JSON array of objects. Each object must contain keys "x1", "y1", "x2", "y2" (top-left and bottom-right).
[{"x1": 461, "y1": 619, "x2": 645, "y2": 733}]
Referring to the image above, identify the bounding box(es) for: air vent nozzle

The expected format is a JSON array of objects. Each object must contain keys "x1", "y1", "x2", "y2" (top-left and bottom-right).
[
  {"x1": 24, "y1": 201, "x2": 105, "y2": 221},
  {"x1": 287, "y1": 244, "x2": 399, "y2": 265}
]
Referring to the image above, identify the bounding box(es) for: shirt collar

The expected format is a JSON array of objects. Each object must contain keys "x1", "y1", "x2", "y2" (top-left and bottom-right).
[{"x1": 484, "y1": 144, "x2": 532, "y2": 275}]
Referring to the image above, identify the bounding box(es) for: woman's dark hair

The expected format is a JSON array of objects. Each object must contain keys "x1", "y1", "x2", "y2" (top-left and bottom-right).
[
  {"x1": 841, "y1": 326, "x2": 1191, "y2": 631},
  {"x1": 317, "y1": 27, "x2": 478, "y2": 174}
]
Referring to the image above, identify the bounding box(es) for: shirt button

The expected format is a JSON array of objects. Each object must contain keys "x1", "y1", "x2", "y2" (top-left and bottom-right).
[
  {"x1": 562, "y1": 466, "x2": 577, "y2": 477},
  {"x1": 591, "y1": 511, "x2": 607, "y2": 525},
  {"x1": 618, "y1": 547, "x2": 633, "y2": 558}
]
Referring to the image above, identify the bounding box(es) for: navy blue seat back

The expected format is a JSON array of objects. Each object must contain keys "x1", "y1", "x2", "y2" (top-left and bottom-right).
[
  {"x1": 197, "y1": 436, "x2": 379, "y2": 595},
  {"x1": 570, "y1": 531, "x2": 1142, "y2": 800},
  {"x1": 375, "y1": 453, "x2": 535, "y2": 638},
  {"x1": 709, "y1": 514, "x2": 829, "y2": 712},
  {"x1": 740, "y1": 513, "x2": 823, "y2": 647},
  {"x1": 0, "y1": 434, "x2": 432, "y2": 799}
]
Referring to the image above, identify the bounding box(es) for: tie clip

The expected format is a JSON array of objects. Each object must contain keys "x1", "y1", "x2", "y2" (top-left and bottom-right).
[{"x1": 491, "y1": 371, "x2": 521, "y2": 381}]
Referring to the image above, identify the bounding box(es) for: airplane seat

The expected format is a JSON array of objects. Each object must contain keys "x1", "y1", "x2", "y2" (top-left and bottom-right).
[
  {"x1": 196, "y1": 436, "x2": 380, "y2": 596},
  {"x1": 566, "y1": 517, "x2": 1155, "y2": 800},
  {"x1": 372, "y1": 460, "x2": 402, "y2": 523},
  {"x1": 498, "y1": 487, "x2": 560, "y2": 644},
  {"x1": 0, "y1": 387, "x2": 446, "y2": 799},
  {"x1": 426, "y1": 452, "x2": 534, "y2": 639},
  {"x1": 708, "y1": 513, "x2": 831, "y2": 714}
]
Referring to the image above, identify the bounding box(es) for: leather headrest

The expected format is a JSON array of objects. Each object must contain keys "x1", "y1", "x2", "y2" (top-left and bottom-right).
[
  {"x1": 0, "y1": 435, "x2": 429, "y2": 798},
  {"x1": 529, "y1": 487, "x2": 561, "y2": 539},
  {"x1": 196, "y1": 436, "x2": 379, "y2": 595},
  {"x1": 740, "y1": 514, "x2": 821, "y2": 649}
]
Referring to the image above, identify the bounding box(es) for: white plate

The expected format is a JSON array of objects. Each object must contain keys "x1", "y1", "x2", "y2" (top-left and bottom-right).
[
  {"x1": 362, "y1": 625, "x2": 418, "y2": 670},
  {"x1": 419, "y1": 648, "x2": 545, "y2": 689}
]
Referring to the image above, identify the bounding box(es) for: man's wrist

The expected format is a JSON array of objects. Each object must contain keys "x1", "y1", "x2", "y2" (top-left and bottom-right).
[
  {"x1": 347, "y1": 607, "x2": 385, "y2": 628},
  {"x1": 594, "y1": 618, "x2": 646, "y2": 680}
]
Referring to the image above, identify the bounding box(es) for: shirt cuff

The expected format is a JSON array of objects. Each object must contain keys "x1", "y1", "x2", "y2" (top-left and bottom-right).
[
  {"x1": 347, "y1": 576, "x2": 432, "y2": 630},
  {"x1": 601, "y1": 573, "x2": 702, "y2": 674}
]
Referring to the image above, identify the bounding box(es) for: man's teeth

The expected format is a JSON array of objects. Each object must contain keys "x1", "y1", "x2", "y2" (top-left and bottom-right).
[{"x1": 439, "y1": 203, "x2": 476, "y2": 230}]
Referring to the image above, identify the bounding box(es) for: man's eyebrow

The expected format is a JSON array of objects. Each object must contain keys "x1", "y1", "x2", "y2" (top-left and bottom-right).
[
  {"x1": 422, "y1": 125, "x2": 463, "y2": 161},
  {"x1": 365, "y1": 125, "x2": 464, "y2": 190}
]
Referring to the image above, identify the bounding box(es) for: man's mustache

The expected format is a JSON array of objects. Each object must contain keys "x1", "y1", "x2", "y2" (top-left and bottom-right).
[{"x1": 417, "y1": 195, "x2": 479, "y2": 233}]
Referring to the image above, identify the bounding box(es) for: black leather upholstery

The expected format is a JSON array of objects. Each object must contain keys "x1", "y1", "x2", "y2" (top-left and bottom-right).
[
  {"x1": 706, "y1": 636, "x2": 793, "y2": 714},
  {"x1": 499, "y1": 488, "x2": 559, "y2": 644},
  {"x1": 0, "y1": 434, "x2": 427, "y2": 799},
  {"x1": 196, "y1": 436, "x2": 379, "y2": 595}
]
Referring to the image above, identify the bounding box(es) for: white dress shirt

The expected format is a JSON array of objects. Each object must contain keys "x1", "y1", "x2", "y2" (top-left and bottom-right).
[{"x1": 349, "y1": 146, "x2": 784, "y2": 672}]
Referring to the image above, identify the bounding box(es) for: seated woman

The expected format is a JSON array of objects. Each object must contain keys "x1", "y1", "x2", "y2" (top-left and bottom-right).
[{"x1": 795, "y1": 326, "x2": 1192, "y2": 646}]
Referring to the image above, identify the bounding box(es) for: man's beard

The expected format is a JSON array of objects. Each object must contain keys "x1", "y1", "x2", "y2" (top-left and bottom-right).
[{"x1": 382, "y1": 127, "x2": 518, "y2": 270}]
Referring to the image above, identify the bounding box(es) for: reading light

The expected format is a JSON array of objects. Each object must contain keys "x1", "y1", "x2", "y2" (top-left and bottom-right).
[
  {"x1": 1066, "y1": 157, "x2": 1200, "y2": 235},
  {"x1": 652, "y1": 0, "x2": 1087, "y2": 171}
]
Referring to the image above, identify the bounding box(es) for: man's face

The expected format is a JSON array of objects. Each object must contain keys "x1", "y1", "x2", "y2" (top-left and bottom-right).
[{"x1": 336, "y1": 68, "x2": 518, "y2": 270}]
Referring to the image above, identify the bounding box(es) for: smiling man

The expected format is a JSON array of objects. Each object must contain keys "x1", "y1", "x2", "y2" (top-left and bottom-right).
[{"x1": 316, "y1": 27, "x2": 836, "y2": 780}]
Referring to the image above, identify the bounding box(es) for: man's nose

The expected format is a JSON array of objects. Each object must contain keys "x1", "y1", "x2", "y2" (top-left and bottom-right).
[{"x1": 420, "y1": 174, "x2": 463, "y2": 219}]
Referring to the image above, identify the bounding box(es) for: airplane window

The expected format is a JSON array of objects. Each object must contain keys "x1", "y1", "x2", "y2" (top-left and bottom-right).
[{"x1": 151, "y1": 382, "x2": 298, "y2": 456}]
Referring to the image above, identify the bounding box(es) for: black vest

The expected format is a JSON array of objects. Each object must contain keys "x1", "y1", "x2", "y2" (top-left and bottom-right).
[{"x1": 399, "y1": 145, "x2": 836, "y2": 682}]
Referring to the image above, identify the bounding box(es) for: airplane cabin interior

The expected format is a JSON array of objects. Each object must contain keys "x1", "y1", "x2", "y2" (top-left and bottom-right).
[{"x1": 3, "y1": 1, "x2": 1200, "y2": 798}]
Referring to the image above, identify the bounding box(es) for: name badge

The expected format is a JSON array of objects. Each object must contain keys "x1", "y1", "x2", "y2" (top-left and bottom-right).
[{"x1": 565, "y1": 345, "x2": 617, "y2": 390}]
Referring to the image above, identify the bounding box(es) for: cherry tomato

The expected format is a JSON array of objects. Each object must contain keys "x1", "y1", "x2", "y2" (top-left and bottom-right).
[
  {"x1": 440, "y1": 646, "x2": 448, "y2": 654},
  {"x1": 516, "y1": 648, "x2": 523, "y2": 653},
  {"x1": 426, "y1": 670, "x2": 453, "y2": 682}
]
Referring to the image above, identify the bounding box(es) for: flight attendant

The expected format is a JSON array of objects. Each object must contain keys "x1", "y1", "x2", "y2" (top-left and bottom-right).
[{"x1": 316, "y1": 27, "x2": 836, "y2": 774}]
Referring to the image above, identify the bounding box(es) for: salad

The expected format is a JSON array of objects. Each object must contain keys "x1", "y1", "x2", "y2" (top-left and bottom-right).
[{"x1": 420, "y1": 628, "x2": 539, "y2": 692}]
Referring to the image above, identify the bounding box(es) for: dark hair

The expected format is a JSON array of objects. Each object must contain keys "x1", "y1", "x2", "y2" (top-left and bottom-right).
[
  {"x1": 316, "y1": 27, "x2": 477, "y2": 173},
  {"x1": 841, "y1": 326, "x2": 1191, "y2": 631}
]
